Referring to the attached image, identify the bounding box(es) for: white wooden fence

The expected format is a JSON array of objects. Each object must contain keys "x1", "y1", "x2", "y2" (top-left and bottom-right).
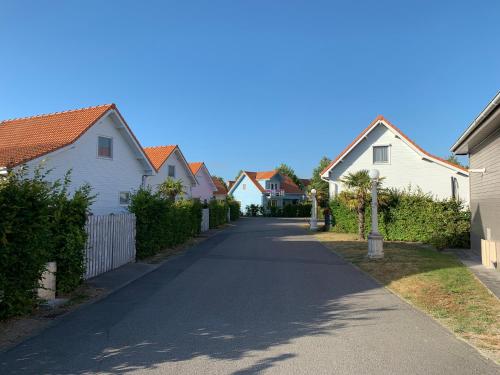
[{"x1": 84, "y1": 213, "x2": 136, "y2": 279}]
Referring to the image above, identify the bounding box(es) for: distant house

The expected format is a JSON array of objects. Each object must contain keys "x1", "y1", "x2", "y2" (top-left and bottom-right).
[
  {"x1": 0, "y1": 104, "x2": 155, "y2": 214},
  {"x1": 189, "y1": 162, "x2": 217, "y2": 202},
  {"x1": 320, "y1": 115, "x2": 469, "y2": 202},
  {"x1": 451, "y1": 92, "x2": 500, "y2": 253},
  {"x1": 143, "y1": 145, "x2": 197, "y2": 199},
  {"x1": 212, "y1": 177, "x2": 228, "y2": 201},
  {"x1": 228, "y1": 170, "x2": 306, "y2": 211}
]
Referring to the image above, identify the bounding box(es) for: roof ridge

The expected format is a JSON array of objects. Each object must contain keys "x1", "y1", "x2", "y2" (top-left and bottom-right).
[
  {"x1": 144, "y1": 145, "x2": 177, "y2": 150},
  {"x1": 0, "y1": 103, "x2": 114, "y2": 123}
]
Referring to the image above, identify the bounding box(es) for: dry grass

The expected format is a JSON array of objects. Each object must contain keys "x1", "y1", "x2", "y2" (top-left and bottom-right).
[{"x1": 316, "y1": 231, "x2": 500, "y2": 363}]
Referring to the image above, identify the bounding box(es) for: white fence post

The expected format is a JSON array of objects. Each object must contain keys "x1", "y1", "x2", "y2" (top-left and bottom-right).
[
  {"x1": 201, "y1": 208, "x2": 210, "y2": 232},
  {"x1": 84, "y1": 213, "x2": 136, "y2": 279}
]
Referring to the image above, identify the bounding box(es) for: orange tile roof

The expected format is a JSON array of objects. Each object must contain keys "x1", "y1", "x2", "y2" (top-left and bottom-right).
[
  {"x1": 0, "y1": 104, "x2": 115, "y2": 168},
  {"x1": 188, "y1": 162, "x2": 204, "y2": 175},
  {"x1": 244, "y1": 171, "x2": 266, "y2": 192},
  {"x1": 255, "y1": 170, "x2": 278, "y2": 179},
  {"x1": 280, "y1": 174, "x2": 305, "y2": 194},
  {"x1": 143, "y1": 145, "x2": 177, "y2": 171},
  {"x1": 321, "y1": 115, "x2": 468, "y2": 176},
  {"x1": 212, "y1": 177, "x2": 228, "y2": 195}
]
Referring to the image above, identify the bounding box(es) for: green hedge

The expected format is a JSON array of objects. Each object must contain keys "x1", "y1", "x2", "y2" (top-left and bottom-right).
[
  {"x1": 282, "y1": 202, "x2": 312, "y2": 217},
  {"x1": 0, "y1": 169, "x2": 92, "y2": 319},
  {"x1": 209, "y1": 200, "x2": 228, "y2": 228},
  {"x1": 228, "y1": 200, "x2": 241, "y2": 221},
  {"x1": 129, "y1": 188, "x2": 202, "y2": 259},
  {"x1": 329, "y1": 189, "x2": 470, "y2": 249}
]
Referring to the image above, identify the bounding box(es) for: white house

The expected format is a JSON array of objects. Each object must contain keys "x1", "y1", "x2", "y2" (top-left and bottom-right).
[
  {"x1": 189, "y1": 162, "x2": 218, "y2": 202},
  {"x1": 143, "y1": 145, "x2": 197, "y2": 198},
  {"x1": 0, "y1": 104, "x2": 156, "y2": 214},
  {"x1": 320, "y1": 115, "x2": 470, "y2": 202}
]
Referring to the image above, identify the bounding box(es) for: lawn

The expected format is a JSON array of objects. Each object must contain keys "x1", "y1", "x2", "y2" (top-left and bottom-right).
[{"x1": 315, "y1": 231, "x2": 500, "y2": 363}]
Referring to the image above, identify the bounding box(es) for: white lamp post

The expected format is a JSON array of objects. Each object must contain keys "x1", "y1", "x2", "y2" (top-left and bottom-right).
[
  {"x1": 310, "y1": 188, "x2": 318, "y2": 231},
  {"x1": 367, "y1": 169, "x2": 384, "y2": 259}
]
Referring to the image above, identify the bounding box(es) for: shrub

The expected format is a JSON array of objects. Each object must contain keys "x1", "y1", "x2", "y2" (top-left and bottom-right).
[
  {"x1": 281, "y1": 202, "x2": 312, "y2": 217},
  {"x1": 129, "y1": 188, "x2": 202, "y2": 259},
  {"x1": 245, "y1": 204, "x2": 262, "y2": 217},
  {"x1": 0, "y1": 168, "x2": 92, "y2": 319},
  {"x1": 208, "y1": 199, "x2": 228, "y2": 228},
  {"x1": 227, "y1": 199, "x2": 241, "y2": 220},
  {"x1": 329, "y1": 188, "x2": 470, "y2": 249}
]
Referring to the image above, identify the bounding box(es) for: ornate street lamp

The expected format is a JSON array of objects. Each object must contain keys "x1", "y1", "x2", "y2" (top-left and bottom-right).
[
  {"x1": 367, "y1": 169, "x2": 384, "y2": 258},
  {"x1": 310, "y1": 188, "x2": 318, "y2": 231}
]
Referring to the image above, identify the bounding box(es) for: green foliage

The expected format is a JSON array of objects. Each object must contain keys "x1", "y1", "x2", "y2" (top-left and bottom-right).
[
  {"x1": 157, "y1": 177, "x2": 185, "y2": 201},
  {"x1": 129, "y1": 188, "x2": 202, "y2": 259},
  {"x1": 276, "y1": 163, "x2": 304, "y2": 190},
  {"x1": 208, "y1": 200, "x2": 228, "y2": 228},
  {"x1": 281, "y1": 202, "x2": 312, "y2": 217},
  {"x1": 330, "y1": 187, "x2": 470, "y2": 249},
  {"x1": 245, "y1": 204, "x2": 262, "y2": 217},
  {"x1": 0, "y1": 167, "x2": 92, "y2": 319},
  {"x1": 308, "y1": 156, "x2": 331, "y2": 208},
  {"x1": 446, "y1": 154, "x2": 468, "y2": 168},
  {"x1": 227, "y1": 198, "x2": 241, "y2": 220}
]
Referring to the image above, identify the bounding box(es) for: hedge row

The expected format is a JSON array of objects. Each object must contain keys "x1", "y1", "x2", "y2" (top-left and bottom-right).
[
  {"x1": 228, "y1": 200, "x2": 241, "y2": 221},
  {"x1": 329, "y1": 189, "x2": 470, "y2": 249},
  {"x1": 265, "y1": 203, "x2": 312, "y2": 217},
  {"x1": 208, "y1": 200, "x2": 228, "y2": 228},
  {"x1": 129, "y1": 188, "x2": 202, "y2": 259},
  {"x1": 0, "y1": 169, "x2": 92, "y2": 319}
]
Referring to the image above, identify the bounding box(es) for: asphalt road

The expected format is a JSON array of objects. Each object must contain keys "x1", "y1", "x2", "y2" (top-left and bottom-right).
[{"x1": 1, "y1": 218, "x2": 498, "y2": 374}]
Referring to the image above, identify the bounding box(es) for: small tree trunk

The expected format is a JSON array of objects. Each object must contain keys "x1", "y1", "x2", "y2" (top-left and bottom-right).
[{"x1": 358, "y1": 202, "x2": 365, "y2": 240}]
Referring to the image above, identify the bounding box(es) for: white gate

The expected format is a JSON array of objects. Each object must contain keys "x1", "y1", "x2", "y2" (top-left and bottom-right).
[
  {"x1": 201, "y1": 208, "x2": 209, "y2": 232},
  {"x1": 84, "y1": 213, "x2": 136, "y2": 279}
]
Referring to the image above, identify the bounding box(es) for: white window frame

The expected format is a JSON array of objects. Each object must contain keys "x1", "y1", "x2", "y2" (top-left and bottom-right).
[
  {"x1": 97, "y1": 136, "x2": 113, "y2": 159},
  {"x1": 167, "y1": 165, "x2": 176, "y2": 178},
  {"x1": 372, "y1": 144, "x2": 391, "y2": 165},
  {"x1": 119, "y1": 191, "x2": 131, "y2": 206}
]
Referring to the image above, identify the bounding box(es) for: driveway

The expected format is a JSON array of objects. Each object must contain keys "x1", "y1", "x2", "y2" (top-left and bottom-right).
[{"x1": 0, "y1": 218, "x2": 497, "y2": 374}]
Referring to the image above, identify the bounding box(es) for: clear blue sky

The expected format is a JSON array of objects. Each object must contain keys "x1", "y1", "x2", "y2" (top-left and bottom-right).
[{"x1": 1, "y1": 1, "x2": 499, "y2": 180}]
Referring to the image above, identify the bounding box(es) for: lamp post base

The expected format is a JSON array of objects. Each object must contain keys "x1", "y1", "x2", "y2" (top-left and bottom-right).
[
  {"x1": 310, "y1": 220, "x2": 318, "y2": 231},
  {"x1": 368, "y1": 234, "x2": 384, "y2": 259}
]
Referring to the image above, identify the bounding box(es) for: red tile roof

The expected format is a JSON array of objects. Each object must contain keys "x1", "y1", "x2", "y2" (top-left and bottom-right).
[
  {"x1": 188, "y1": 162, "x2": 204, "y2": 175},
  {"x1": 231, "y1": 170, "x2": 304, "y2": 195},
  {"x1": 280, "y1": 174, "x2": 305, "y2": 194},
  {"x1": 0, "y1": 104, "x2": 114, "y2": 168},
  {"x1": 243, "y1": 171, "x2": 266, "y2": 192},
  {"x1": 212, "y1": 177, "x2": 228, "y2": 195},
  {"x1": 321, "y1": 115, "x2": 468, "y2": 176},
  {"x1": 143, "y1": 145, "x2": 177, "y2": 171},
  {"x1": 255, "y1": 170, "x2": 278, "y2": 179}
]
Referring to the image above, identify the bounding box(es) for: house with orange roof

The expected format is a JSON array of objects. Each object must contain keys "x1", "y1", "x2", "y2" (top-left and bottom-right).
[
  {"x1": 212, "y1": 177, "x2": 229, "y2": 201},
  {"x1": 0, "y1": 104, "x2": 155, "y2": 214},
  {"x1": 320, "y1": 115, "x2": 470, "y2": 202},
  {"x1": 228, "y1": 170, "x2": 307, "y2": 212},
  {"x1": 143, "y1": 145, "x2": 197, "y2": 198},
  {"x1": 189, "y1": 162, "x2": 218, "y2": 202}
]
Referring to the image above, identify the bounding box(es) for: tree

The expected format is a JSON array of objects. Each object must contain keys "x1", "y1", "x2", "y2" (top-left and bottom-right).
[
  {"x1": 446, "y1": 154, "x2": 468, "y2": 168},
  {"x1": 212, "y1": 176, "x2": 227, "y2": 189},
  {"x1": 308, "y1": 156, "x2": 331, "y2": 208},
  {"x1": 276, "y1": 163, "x2": 304, "y2": 189},
  {"x1": 339, "y1": 170, "x2": 384, "y2": 240},
  {"x1": 158, "y1": 177, "x2": 185, "y2": 201},
  {"x1": 234, "y1": 170, "x2": 243, "y2": 180}
]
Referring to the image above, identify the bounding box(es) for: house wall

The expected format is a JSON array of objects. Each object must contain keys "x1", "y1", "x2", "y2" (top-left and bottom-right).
[
  {"x1": 328, "y1": 124, "x2": 470, "y2": 202},
  {"x1": 146, "y1": 150, "x2": 193, "y2": 199},
  {"x1": 25, "y1": 113, "x2": 148, "y2": 215},
  {"x1": 191, "y1": 168, "x2": 215, "y2": 202},
  {"x1": 469, "y1": 127, "x2": 500, "y2": 250},
  {"x1": 230, "y1": 175, "x2": 264, "y2": 210}
]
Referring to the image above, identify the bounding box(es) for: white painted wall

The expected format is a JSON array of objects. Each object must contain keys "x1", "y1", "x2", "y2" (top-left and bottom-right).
[
  {"x1": 146, "y1": 149, "x2": 194, "y2": 199},
  {"x1": 191, "y1": 167, "x2": 216, "y2": 202},
  {"x1": 25, "y1": 113, "x2": 150, "y2": 214},
  {"x1": 327, "y1": 124, "x2": 470, "y2": 202}
]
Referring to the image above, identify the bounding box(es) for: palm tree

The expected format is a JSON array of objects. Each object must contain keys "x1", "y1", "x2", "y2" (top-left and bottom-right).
[
  {"x1": 340, "y1": 170, "x2": 384, "y2": 240},
  {"x1": 158, "y1": 177, "x2": 185, "y2": 201}
]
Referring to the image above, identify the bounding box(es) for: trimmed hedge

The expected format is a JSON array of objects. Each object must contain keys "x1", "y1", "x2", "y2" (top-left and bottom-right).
[
  {"x1": 129, "y1": 188, "x2": 202, "y2": 259},
  {"x1": 0, "y1": 169, "x2": 92, "y2": 319},
  {"x1": 329, "y1": 189, "x2": 470, "y2": 249},
  {"x1": 228, "y1": 200, "x2": 241, "y2": 221},
  {"x1": 209, "y1": 200, "x2": 228, "y2": 228},
  {"x1": 263, "y1": 203, "x2": 312, "y2": 217}
]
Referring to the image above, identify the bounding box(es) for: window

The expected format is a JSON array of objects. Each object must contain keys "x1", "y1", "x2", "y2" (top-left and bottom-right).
[
  {"x1": 119, "y1": 191, "x2": 131, "y2": 205},
  {"x1": 373, "y1": 145, "x2": 389, "y2": 164},
  {"x1": 242, "y1": 183, "x2": 247, "y2": 190},
  {"x1": 98, "y1": 136, "x2": 113, "y2": 158},
  {"x1": 168, "y1": 165, "x2": 175, "y2": 178}
]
